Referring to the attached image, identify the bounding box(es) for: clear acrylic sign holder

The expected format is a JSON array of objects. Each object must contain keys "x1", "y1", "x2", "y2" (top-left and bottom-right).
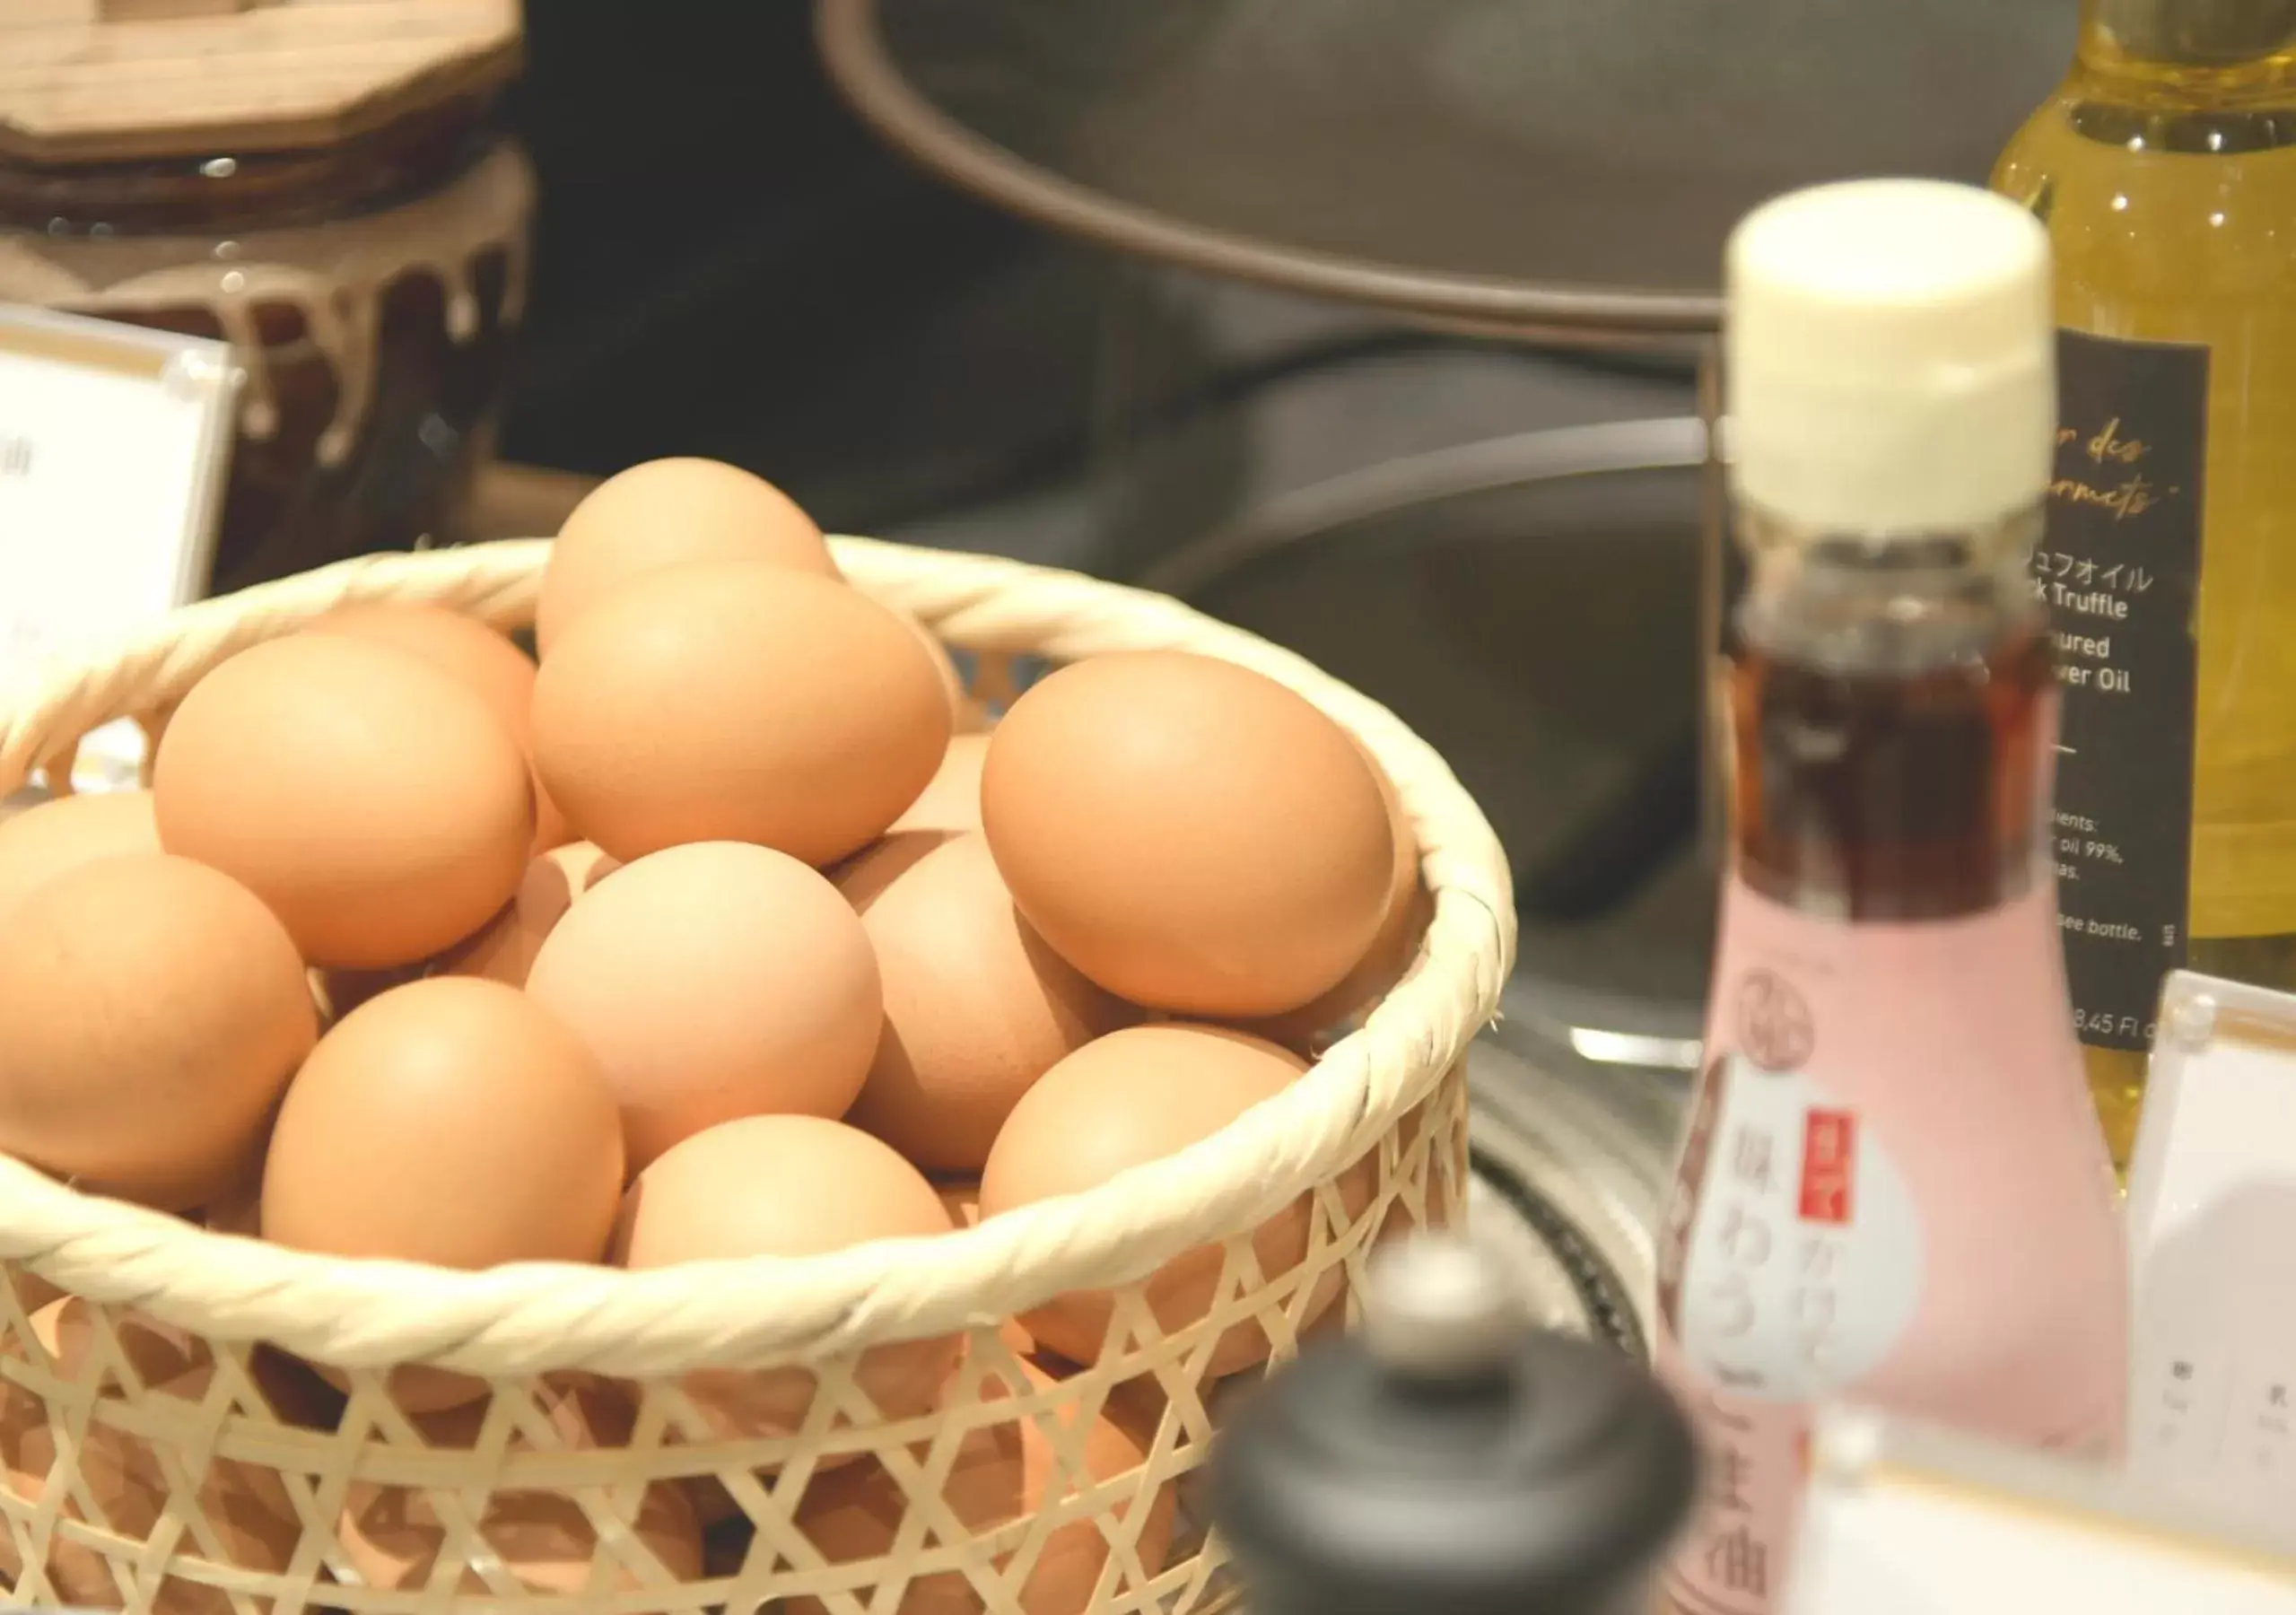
[
  {"x1": 0, "y1": 303, "x2": 238, "y2": 790},
  {"x1": 1788, "y1": 1407, "x2": 2296, "y2": 1613},
  {"x1": 2126, "y1": 969, "x2": 2296, "y2": 1528}
]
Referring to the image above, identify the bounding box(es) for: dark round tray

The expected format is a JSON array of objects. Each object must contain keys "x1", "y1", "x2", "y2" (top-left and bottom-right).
[
  {"x1": 818, "y1": 0, "x2": 2073, "y2": 339},
  {"x1": 1167, "y1": 417, "x2": 1706, "y2": 919}
]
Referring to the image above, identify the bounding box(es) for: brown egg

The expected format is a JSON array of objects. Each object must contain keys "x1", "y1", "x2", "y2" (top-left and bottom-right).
[
  {"x1": 437, "y1": 841, "x2": 620, "y2": 989},
  {"x1": 527, "y1": 842, "x2": 883, "y2": 1169},
  {"x1": 531, "y1": 562, "x2": 951, "y2": 867},
  {"x1": 896, "y1": 608, "x2": 971, "y2": 728},
  {"x1": 153, "y1": 634, "x2": 534, "y2": 969},
  {"x1": 791, "y1": 1359, "x2": 1174, "y2": 1615},
  {"x1": 6, "y1": 1268, "x2": 63, "y2": 1319},
  {"x1": 935, "y1": 1179, "x2": 986, "y2": 1228},
  {"x1": 888, "y1": 733, "x2": 990, "y2": 835},
  {"x1": 839, "y1": 834, "x2": 1135, "y2": 1174},
  {"x1": 0, "y1": 854, "x2": 314, "y2": 1211},
  {"x1": 930, "y1": 1182, "x2": 1040, "y2": 1361},
  {"x1": 308, "y1": 959, "x2": 426, "y2": 1031},
  {"x1": 614, "y1": 1116, "x2": 960, "y2": 1443},
  {"x1": 834, "y1": 829, "x2": 954, "y2": 906},
  {"x1": 339, "y1": 1375, "x2": 702, "y2": 1594},
  {"x1": 320, "y1": 843, "x2": 617, "y2": 1014},
  {"x1": 0, "y1": 1297, "x2": 323, "y2": 1614},
  {"x1": 264, "y1": 977, "x2": 624, "y2": 1268},
  {"x1": 183, "y1": 1146, "x2": 268, "y2": 1238},
  {"x1": 982, "y1": 652, "x2": 1393, "y2": 1018},
  {"x1": 196, "y1": 1180, "x2": 262, "y2": 1238},
  {"x1": 892, "y1": 612, "x2": 993, "y2": 733},
  {"x1": 0, "y1": 788, "x2": 158, "y2": 922},
  {"x1": 263, "y1": 978, "x2": 624, "y2": 1410},
  {"x1": 982, "y1": 1025, "x2": 1354, "y2": 1377},
  {"x1": 1240, "y1": 755, "x2": 1431, "y2": 1048},
  {"x1": 536, "y1": 457, "x2": 837, "y2": 653},
  {"x1": 307, "y1": 602, "x2": 570, "y2": 851}
]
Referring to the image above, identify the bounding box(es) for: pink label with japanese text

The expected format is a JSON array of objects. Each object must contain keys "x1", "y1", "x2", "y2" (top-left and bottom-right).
[{"x1": 1654, "y1": 877, "x2": 2127, "y2": 1615}]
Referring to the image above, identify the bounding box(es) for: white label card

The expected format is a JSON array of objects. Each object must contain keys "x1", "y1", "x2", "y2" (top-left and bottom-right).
[
  {"x1": 0, "y1": 304, "x2": 238, "y2": 789},
  {"x1": 2126, "y1": 970, "x2": 2296, "y2": 1530},
  {"x1": 0, "y1": 303, "x2": 237, "y2": 684},
  {"x1": 1788, "y1": 1409, "x2": 2296, "y2": 1615}
]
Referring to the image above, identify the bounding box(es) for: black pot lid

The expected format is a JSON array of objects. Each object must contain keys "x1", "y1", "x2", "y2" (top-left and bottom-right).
[{"x1": 818, "y1": 0, "x2": 2074, "y2": 337}]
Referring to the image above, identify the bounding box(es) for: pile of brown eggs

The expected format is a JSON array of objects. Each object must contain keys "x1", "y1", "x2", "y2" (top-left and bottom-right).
[{"x1": 0, "y1": 458, "x2": 1431, "y2": 1604}]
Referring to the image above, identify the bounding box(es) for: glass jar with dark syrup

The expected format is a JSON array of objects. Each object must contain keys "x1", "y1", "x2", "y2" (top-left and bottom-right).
[{"x1": 0, "y1": 1, "x2": 530, "y2": 593}]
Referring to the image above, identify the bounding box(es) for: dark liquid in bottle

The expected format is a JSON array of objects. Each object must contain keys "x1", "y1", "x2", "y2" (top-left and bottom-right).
[{"x1": 1730, "y1": 536, "x2": 2054, "y2": 922}]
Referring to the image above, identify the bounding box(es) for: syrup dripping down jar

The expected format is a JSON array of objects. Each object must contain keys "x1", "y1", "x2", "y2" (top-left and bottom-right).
[{"x1": 0, "y1": 0, "x2": 529, "y2": 593}]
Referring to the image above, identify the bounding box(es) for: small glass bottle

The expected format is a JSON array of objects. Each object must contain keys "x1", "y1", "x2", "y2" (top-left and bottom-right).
[
  {"x1": 1654, "y1": 179, "x2": 2128, "y2": 1615},
  {"x1": 1209, "y1": 1235, "x2": 1698, "y2": 1615},
  {"x1": 1994, "y1": 0, "x2": 2296, "y2": 1170}
]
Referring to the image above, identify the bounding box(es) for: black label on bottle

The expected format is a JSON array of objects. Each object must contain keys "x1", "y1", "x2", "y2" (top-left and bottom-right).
[{"x1": 2042, "y1": 329, "x2": 2207, "y2": 1052}]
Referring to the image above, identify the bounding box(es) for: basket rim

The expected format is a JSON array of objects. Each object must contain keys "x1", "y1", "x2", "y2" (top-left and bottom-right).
[{"x1": 0, "y1": 537, "x2": 1516, "y2": 1377}]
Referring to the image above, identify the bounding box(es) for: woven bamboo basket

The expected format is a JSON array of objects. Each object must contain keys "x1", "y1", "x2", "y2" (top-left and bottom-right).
[{"x1": 0, "y1": 537, "x2": 1515, "y2": 1615}]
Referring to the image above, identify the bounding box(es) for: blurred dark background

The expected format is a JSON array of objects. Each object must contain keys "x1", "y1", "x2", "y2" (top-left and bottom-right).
[
  {"x1": 498, "y1": 3, "x2": 1700, "y2": 567},
  {"x1": 502, "y1": 4, "x2": 1113, "y2": 542}
]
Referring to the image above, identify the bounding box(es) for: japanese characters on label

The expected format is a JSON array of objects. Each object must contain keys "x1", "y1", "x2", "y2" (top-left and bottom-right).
[
  {"x1": 1659, "y1": 1045, "x2": 1925, "y2": 1615},
  {"x1": 1673, "y1": 1057, "x2": 1921, "y2": 1402},
  {"x1": 1673, "y1": 1391, "x2": 1781, "y2": 1615},
  {"x1": 2041, "y1": 331, "x2": 2207, "y2": 1052},
  {"x1": 1798, "y1": 1112, "x2": 1855, "y2": 1227}
]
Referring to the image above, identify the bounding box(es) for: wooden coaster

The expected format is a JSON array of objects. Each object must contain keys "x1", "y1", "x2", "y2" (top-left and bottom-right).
[{"x1": 0, "y1": 0, "x2": 519, "y2": 163}]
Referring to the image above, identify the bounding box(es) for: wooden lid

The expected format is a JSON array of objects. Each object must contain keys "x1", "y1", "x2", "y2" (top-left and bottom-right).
[{"x1": 0, "y1": 0, "x2": 520, "y2": 165}]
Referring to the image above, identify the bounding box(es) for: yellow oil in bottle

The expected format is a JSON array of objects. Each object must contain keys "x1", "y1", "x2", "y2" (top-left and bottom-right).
[{"x1": 1995, "y1": 2, "x2": 2296, "y2": 1169}]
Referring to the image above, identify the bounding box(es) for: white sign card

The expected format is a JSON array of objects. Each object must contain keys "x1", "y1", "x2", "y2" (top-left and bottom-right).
[
  {"x1": 1787, "y1": 1408, "x2": 2296, "y2": 1615},
  {"x1": 2125, "y1": 970, "x2": 2296, "y2": 1527},
  {"x1": 0, "y1": 303, "x2": 239, "y2": 786}
]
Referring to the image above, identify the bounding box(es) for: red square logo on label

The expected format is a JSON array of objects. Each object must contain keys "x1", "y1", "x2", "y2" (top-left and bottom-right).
[{"x1": 1799, "y1": 1110, "x2": 1856, "y2": 1226}]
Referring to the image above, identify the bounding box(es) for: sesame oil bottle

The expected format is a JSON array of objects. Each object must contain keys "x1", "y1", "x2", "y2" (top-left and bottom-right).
[{"x1": 1654, "y1": 181, "x2": 2127, "y2": 1615}]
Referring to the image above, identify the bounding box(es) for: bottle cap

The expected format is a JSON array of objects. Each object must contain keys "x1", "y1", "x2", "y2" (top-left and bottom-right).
[
  {"x1": 1727, "y1": 179, "x2": 2055, "y2": 535},
  {"x1": 1208, "y1": 1235, "x2": 1699, "y2": 1615},
  {"x1": 2095, "y1": 0, "x2": 2296, "y2": 64}
]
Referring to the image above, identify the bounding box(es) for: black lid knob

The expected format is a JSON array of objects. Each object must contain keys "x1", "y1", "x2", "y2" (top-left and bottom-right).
[{"x1": 1209, "y1": 1236, "x2": 1699, "y2": 1615}]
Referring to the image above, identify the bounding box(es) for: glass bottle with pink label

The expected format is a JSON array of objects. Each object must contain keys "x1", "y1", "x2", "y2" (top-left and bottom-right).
[{"x1": 1654, "y1": 178, "x2": 2128, "y2": 1615}]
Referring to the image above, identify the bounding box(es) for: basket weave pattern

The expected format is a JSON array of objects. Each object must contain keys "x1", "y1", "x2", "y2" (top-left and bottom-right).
[{"x1": 0, "y1": 538, "x2": 1515, "y2": 1615}]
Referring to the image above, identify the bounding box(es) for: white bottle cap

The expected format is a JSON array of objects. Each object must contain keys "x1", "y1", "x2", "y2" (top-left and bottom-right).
[{"x1": 1726, "y1": 179, "x2": 2055, "y2": 535}]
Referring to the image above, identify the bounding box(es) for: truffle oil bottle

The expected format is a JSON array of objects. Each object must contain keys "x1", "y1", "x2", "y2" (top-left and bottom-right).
[
  {"x1": 1995, "y1": 0, "x2": 2296, "y2": 1170},
  {"x1": 1654, "y1": 181, "x2": 2126, "y2": 1615}
]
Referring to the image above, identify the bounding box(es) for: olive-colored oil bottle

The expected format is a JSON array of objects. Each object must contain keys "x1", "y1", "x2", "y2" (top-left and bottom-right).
[{"x1": 1995, "y1": 0, "x2": 2296, "y2": 1169}]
